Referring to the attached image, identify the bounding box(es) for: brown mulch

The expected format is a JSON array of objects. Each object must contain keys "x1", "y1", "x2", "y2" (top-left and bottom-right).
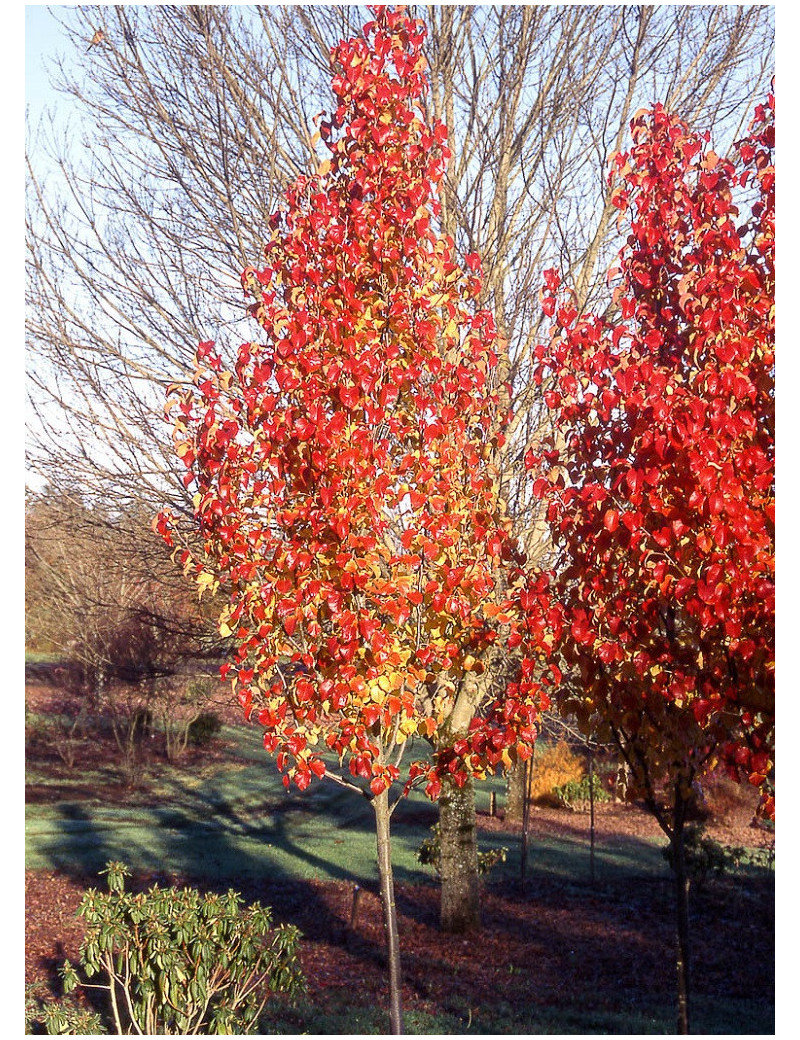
[
  {"x1": 25, "y1": 802, "x2": 775, "y2": 1022},
  {"x1": 25, "y1": 669, "x2": 775, "y2": 1024}
]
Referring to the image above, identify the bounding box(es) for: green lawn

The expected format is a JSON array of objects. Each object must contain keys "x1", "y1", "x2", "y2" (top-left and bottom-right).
[
  {"x1": 25, "y1": 721, "x2": 774, "y2": 1035},
  {"x1": 25, "y1": 722, "x2": 672, "y2": 887}
]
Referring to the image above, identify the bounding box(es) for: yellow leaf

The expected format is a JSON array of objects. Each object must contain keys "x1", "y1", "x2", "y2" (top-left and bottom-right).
[{"x1": 196, "y1": 572, "x2": 217, "y2": 599}]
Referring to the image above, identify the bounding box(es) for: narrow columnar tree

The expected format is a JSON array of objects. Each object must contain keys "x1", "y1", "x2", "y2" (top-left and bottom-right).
[
  {"x1": 527, "y1": 94, "x2": 775, "y2": 1034},
  {"x1": 157, "y1": 7, "x2": 556, "y2": 1029}
]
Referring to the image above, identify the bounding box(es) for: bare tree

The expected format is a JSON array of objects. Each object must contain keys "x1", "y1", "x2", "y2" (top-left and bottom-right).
[
  {"x1": 26, "y1": 5, "x2": 329, "y2": 513},
  {"x1": 25, "y1": 487, "x2": 210, "y2": 681},
  {"x1": 27, "y1": 4, "x2": 772, "y2": 514}
]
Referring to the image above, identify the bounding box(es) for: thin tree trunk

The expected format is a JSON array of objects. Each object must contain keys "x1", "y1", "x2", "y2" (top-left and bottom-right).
[
  {"x1": 589, "y1": 747, "x2": 596, "y2": 886},
  {"x1": 505, "y1": 760, "x2": 527, "y2": 823},
  {"x1": 520, "y1": 756, "x2": 532, "y2": 888},
  {"x1": 438, "y1": 772, "x2": 481, "y2": 933},
  {"x1": 373, "y1": 789, "x2": 404, "y2": 1034},
  {"x1": 672, "y1": 796, "x2": 691, "y2": 1035}
]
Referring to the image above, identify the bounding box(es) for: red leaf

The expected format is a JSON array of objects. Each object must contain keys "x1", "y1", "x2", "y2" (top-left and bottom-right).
[{"x1": 339, "y1": 385, "x2": 359, "y2": 409}]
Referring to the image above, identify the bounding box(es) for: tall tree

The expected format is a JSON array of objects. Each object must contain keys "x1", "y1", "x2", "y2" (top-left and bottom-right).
[
  {"x1": 526, "y1": 92, "x2": 775, "y2": 1034},
  {"x1": 157, "y1": 7, "x2": 556, "y2": 1026},
  {"x1": 27, "y1": 4, "x2": 773, "y2": 520},
  {"x1": 27, "y1": 2, "x2": 773, "y2": 927}
]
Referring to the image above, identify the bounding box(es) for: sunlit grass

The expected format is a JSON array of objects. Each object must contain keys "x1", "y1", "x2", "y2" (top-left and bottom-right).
[{"x1": 26, "y1": 722, "x2": 674, "y2": 885}]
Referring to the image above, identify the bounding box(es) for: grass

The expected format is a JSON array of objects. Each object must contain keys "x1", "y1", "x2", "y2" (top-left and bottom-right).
[
  {"x1": 25, "y1": 650, "x2": 60, "y2": 664},
  {"x1": 25, "y1": 722, "x2": 672, "y2": 886},
  {"x1": 27, "y1": 724, "x2": 428, "y2": 883}
]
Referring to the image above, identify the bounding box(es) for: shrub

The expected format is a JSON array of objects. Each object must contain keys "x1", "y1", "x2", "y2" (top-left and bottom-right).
[
  {"x1": 187, "y1": 710, "x2": 223, "y2": 746},
  {"x1": 528, "y1": 740, "x2": 586, "y2": 805},
  {"x1": 155, "y1": 677, "x2": 220, "y2": 761},
  {"x1": 554, "y1": 773, "x2": 611, "y2": 812},
  {"x1": 25, "y1": 982, "x2": 105, "y2": 1035},
  {"x1": 416, "y1": 824, "x2": 508, "y2": 878},
  {"x1": 55, "y1": 861, "x2": 304, "y2": 1034},
  {"x1": 25, "y1": 687, "x2": 91, "y2": 770},
  {"x1": 661, "y1": 824, "x2": 774, "y2": 886}
]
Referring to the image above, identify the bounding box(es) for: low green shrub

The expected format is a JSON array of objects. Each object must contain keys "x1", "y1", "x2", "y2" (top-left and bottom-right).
[
  {"x1": 662, "y1": 824, "x2": 775, "y2": 885},
  {"x1": 187, "y1": 711, "x2": 223, "y2": 747},
  {"x1": 52, "y1": 861, "x2": 303, "y2": 1034},
  {"x1": 554, "y1": 773, "x2": 611, "y2": 813}
]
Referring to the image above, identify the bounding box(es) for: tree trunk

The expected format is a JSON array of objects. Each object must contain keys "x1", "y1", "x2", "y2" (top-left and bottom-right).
[
  {"x1": 505, "y1": 760, "x2": 527, "y2": 823},
  {"x1": 672, "y1": 798, "x2": 691, "y2": 1035},
  {"x1": 520, "y1": 757, "x2": 532, "y2": 888},
  {"x1": 373, "y1": 789, "x2": 404, "y2": 1034},
  {"x1": 438, "y1": 773, "x2": 481, "y2": 933},
  {"x1": 588, "y1": 748, "x2": 596, "y2": 886}
]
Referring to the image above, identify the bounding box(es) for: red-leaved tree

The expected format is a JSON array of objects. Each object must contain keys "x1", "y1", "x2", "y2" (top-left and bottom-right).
[
  {"x1": 527, "y1": 93, "x2": 774, "y2": 1034},
  {"x1": 156, "y1": 6, "x2": 555, "y2": 1031}
]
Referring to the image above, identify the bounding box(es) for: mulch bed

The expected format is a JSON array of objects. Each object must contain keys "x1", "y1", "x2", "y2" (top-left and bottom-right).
[
  {"x1": 25, "y1": 669, "x2": 775, "y2": 1026},
  {"x1": 26, "y1": 802, "x2": 775, "y2": 1023}
]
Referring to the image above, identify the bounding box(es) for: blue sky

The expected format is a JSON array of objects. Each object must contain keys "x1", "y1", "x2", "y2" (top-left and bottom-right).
[{"x1": 25, "y1": 5, "x2": 71, "y2": 117}]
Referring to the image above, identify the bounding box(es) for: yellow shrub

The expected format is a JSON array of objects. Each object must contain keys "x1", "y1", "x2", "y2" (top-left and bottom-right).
[{"x1": 529, "y1": 740, "x2": 586, "y2": 804}]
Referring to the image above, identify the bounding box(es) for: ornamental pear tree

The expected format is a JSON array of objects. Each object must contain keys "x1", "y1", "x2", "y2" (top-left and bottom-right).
[
  {"x1": 527, "y1": 94, "x2": 774, "y2": 1034},
  {"x1": 156, "y1": 6, "x2": 555, "y2": 1031}
]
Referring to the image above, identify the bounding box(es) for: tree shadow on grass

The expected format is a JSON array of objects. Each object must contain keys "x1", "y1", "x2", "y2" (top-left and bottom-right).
[
  {"x1": 27, "y1": 784, "x2": 774, "y2": 1036},
  {"x1": 29, "y1": 743, "x2": 727, "y2": 1028},
  {"x1": 28, "y1": 770, "x2": 442, "y2": 1007}
]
